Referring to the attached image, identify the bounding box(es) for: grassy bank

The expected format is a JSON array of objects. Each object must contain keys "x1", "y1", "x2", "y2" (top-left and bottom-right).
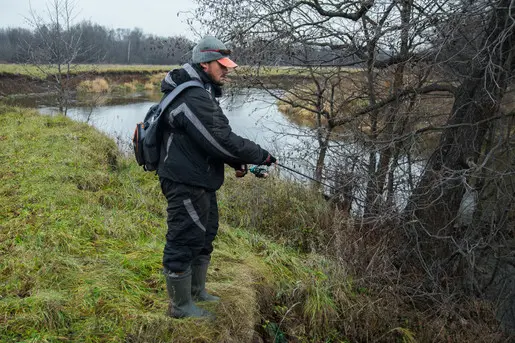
[
  {"x1": 0, "y1": 63, "x2": 358, "y2": 79},
  {"x1": 0, "y1": 64, "x2": 173, "y2": 79},
  {"x1": 0, "y1": 106, "x2": 352, "y2": 342},
  {"x1": 75, "y1": 74, "x2": 165, "y2": 94},
  {"x1": 1, "y1": 106, "x2": 506, "y2": 342},
  {"x1": 0, "y1": 63, "x2": 354, "y2": 98}
]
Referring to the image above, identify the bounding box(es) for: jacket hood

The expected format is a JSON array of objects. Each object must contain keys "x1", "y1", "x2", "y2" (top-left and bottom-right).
[{"x1": 161, "y1": 63, "x2": 222, "y2": 97}]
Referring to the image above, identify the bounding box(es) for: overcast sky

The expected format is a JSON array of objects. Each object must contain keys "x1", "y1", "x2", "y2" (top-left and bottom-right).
[{"x1": 0, "y1": 0, "x2": 200, "y2": 39}]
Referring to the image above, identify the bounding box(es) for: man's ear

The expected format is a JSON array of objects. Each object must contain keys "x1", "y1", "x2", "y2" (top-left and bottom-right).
[{"x1": 199, "y1": 62, "x2": 209, "y2": 71}]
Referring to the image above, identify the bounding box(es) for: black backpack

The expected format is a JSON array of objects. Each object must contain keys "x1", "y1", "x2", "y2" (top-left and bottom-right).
[{"x1": 133, "y1": 80, "x2": 204, "y2": 171}]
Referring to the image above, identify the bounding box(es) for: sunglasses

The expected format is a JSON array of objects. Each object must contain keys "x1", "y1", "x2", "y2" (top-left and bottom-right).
[{"x1": 200, "y1": 49, "x2": 232, "y2": 56}]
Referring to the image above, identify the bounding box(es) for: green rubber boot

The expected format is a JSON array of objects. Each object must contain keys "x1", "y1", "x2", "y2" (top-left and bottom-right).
[
  {"x1": 191, "y1": 256, "x2": 220, "y2": 302},
  {"x1": 164, "y1": 267, "x2": 212, "y2": 318}
]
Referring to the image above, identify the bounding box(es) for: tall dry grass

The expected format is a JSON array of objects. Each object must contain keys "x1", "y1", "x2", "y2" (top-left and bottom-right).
[{"x1": 77, "y1": 78, "x2": 110, "y2": 93}]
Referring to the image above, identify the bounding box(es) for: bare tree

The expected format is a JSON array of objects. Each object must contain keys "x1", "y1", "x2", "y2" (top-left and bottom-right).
[
  {"x1": 194, "y1": 0, "x2": 515, "y2": 334},
  {"x1": 402, "y1": 0, "x2": 515, "y2": 328},
  {"x1": 22, "y1": 0, "x2": 85, "y2": 115},
  {"x1": 194, "y1": 0, "x2": 455, "y2": 213}
]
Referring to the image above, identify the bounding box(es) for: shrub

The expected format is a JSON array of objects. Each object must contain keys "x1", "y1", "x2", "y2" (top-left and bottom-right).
[
  {"x1": 219, "y1": 169, "x2": 334, "y2": 252},
  {"x1": 122, "y1": 82, "x2": 137, "y2": 92},
  {"x1": 77, "y1": 78, "x2": 110, "y2": 93}
]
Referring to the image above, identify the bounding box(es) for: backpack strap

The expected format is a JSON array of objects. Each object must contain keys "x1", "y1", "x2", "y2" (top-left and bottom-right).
[{"x1": 158, "y1": 79, "x2": 205, "y2": 114}]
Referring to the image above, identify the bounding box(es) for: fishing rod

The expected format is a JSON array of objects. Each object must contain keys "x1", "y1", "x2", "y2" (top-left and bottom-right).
[
  {"x1": 277, "y1": 163, "x2": 337, "y2": 190},
  {"x1": 250, "y1": 162, "x2": 338, "y2": 190}
]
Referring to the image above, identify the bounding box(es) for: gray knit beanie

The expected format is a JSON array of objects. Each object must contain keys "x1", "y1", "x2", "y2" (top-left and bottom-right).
[{"x1": 192, "y1": 36, "x2": 232, "y2": 63}]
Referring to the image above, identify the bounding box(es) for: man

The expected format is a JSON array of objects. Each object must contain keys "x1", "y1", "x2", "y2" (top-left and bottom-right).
[{"x1": 157, "y1": 36, "x2": 277, "y2": 318}]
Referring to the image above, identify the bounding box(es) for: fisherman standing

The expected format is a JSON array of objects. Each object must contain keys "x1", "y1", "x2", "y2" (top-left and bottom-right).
[{"x1": 157, "y1": 36, "x2": 277, "y2": 318}]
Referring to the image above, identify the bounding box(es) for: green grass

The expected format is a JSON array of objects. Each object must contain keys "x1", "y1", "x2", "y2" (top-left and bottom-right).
[
  {"x1": 0, "y1": 105, "x2": 350, "y2": 342},
  {"x1": 0, "y1": 104, "x2": 503, "y2": 342},
  {"x1": 0, "y1": 64, "x2": 176, "y2": 79},
  {"x1": 0, "y1": 63, "x2": 360, "y2": 79}
]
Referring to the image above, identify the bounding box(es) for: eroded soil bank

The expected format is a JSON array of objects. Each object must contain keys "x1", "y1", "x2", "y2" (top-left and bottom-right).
[
  {"x1": 0, "y1": 69, "x2": 309, "y2": 98},
  {"x1": 0, "y1": 71, "x2": 162, "y2": 97}
]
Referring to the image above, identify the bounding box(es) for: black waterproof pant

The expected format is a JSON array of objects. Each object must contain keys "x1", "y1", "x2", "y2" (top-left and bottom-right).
[{"x1": 160, "y1": 178, "x2": 219, "y2": 273}]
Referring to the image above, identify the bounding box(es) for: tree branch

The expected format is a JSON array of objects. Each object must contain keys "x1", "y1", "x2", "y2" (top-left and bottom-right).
[
  {"x1": 330, "y1": 83, "x2": 457, "y2": 126},
  {"x1": 298, "y1": 0, "x2": 374, "y2": 21}
]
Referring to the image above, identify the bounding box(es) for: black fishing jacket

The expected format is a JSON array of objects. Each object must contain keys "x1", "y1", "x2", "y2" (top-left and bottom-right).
[{"x1": 157, "y1": 63, "x2": 269, "y2": 191}]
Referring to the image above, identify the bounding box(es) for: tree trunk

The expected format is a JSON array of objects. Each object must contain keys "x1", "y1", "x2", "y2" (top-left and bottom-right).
[
  {"x1": 363, "y1": 26, "x2": 379, "y2": 216},
  {"x1": 404, "y1": 0, "x2": 514, "y2": 275},
  {"x1": 314, "y1": 129, "x2": 332, "y2": 182},
  {"x1": 364, "y1": 0, "x2": 411, "y2": 217}
]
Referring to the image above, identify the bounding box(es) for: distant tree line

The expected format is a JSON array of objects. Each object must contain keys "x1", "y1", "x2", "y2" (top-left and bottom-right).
[
  {"x1": 0, "y1": 22, "x2": 195, "y2": 65},
  {"x1": 0, "y1": 21, "x2": 373, "y2": 66}
]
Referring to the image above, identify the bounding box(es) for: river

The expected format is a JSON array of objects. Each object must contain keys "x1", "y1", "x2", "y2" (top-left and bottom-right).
[
  {"x1": 29, "y1": 89, "x2": 322, "y2": 183},
  {"x1": 7, "y1": 88, "x2": 427, "y2": 210}
]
